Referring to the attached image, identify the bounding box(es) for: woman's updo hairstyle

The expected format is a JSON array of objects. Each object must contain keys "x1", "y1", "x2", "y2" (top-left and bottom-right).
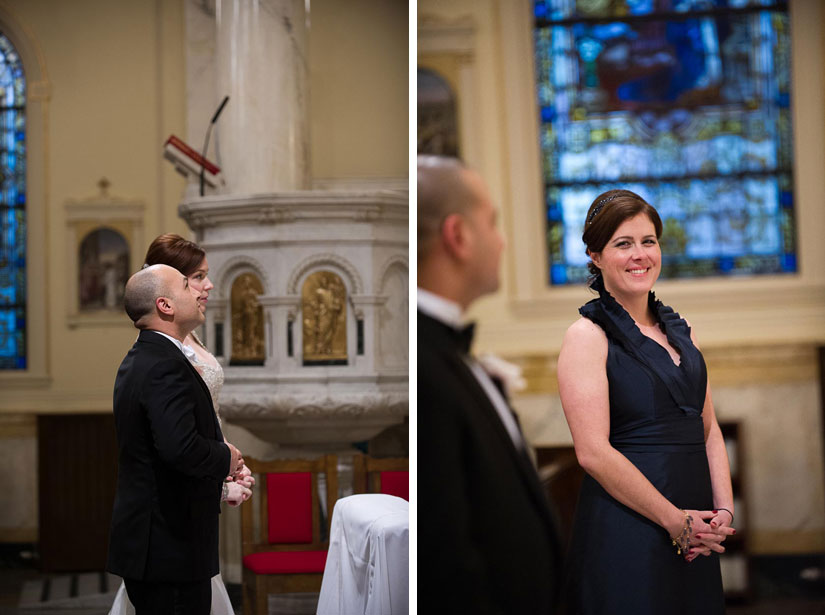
[
  {"x1": 143, "y1": 233, "x2": 206, "y2": 277},
  {"x1": 582, "y1": 189, "x2": 662, "y2": 285}
]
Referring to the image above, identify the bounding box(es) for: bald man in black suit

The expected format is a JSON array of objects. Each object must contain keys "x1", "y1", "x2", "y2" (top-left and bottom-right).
[
  {"x1": 418, "y1": 156, "x2": 561, "y2": 614},
  {"x1": 108, "y1": 265, "x2": 244, "y2": 615}
]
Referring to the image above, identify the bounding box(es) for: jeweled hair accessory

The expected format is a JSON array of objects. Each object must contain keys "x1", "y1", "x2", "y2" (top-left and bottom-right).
[{"x1": 586, "y1": 194, "x2": 620, "y2": 226}]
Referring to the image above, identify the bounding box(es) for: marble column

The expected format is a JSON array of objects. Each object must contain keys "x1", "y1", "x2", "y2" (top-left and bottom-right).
[{"x1": 215, "y1": 0, "x2": 309, "y2": 193}]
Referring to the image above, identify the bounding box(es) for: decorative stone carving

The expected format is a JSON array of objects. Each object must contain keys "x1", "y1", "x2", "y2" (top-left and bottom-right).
[
  {"x1": 230, "y1": 273, "x2": 265, "y2": 365},
  {"x1": 302, "y1": 271, "x2": 347, "y2": 364},
  {"x1": 179, "y1": 189, "x2": 407, "y2": 447},
  {"x1": 219, "y1": 390, "x2": 408, "y2": 446}
]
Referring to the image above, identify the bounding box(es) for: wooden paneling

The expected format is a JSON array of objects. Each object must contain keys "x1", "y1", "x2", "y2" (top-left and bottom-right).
[{"x1": 37, "y1": 414, "x2": 117, "y2": 572}]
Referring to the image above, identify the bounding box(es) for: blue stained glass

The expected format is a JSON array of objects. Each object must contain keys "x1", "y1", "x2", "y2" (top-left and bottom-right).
[
  {"x1": 0, "y1": 31, "x2": 25, "y2": 369},
  {"x1": 536, "y1": 0, "x2": 788, "y2": 21},
  {"x1": 535, "y1": 2, "x2": 795, "y2": 284},
  {"x1": 550, "y1": 264, "x2": 568, "y2": 285}
]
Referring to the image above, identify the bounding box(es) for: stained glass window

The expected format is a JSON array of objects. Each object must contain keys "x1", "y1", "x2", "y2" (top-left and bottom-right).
[
  {"x1": 0, "y1": 31, "x2": 25, "y2": 369},
  {"x1": 534, "y1": 1, "x2": 795, "y2": 285}
]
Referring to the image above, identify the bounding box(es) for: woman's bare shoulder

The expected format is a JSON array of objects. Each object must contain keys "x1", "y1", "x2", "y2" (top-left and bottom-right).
[
  {"x1": 564, "y1": 316, "x2": 606, "y2": 343},
  {"x1": 559, "y1": 317, "x2": 607, "y2": 363}
]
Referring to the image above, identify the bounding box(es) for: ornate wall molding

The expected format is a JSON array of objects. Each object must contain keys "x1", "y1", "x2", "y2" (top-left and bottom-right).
[
  {"x1": 179, "y1": 191, "x2": 408, "y2": 228},
  {"x1": 418, "y1": 13, "x2": 476, "y2": 58},
  {"x1": 64, "y1": 184, "x2": 145, "y2": 328}
]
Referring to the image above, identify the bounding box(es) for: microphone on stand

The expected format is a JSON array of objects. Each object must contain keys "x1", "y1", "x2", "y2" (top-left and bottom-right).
[{"x1": 200, "y1": 95, "x2": 230, "y2": 197}]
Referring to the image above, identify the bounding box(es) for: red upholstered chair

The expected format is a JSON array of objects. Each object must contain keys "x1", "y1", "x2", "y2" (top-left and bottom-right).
[
  {"x1": 241, "y1": 455, "x2": 338, "y2": 615},
  {"x1": 352, "y1": 454, "x2": 409, "y2": 501}
]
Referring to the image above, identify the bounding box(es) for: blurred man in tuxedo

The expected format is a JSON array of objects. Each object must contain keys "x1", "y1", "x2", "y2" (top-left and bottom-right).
[{"x1": 418, "y1": 155, "x2": 561, "y2": 613}]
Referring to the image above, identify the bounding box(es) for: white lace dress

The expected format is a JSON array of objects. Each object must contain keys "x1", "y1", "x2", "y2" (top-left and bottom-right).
[{"x1": 109, "y1": 333, "x2": 233, "y2": 615}]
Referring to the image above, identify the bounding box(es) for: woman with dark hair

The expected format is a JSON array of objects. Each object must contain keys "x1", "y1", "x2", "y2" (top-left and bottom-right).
[
  {"x1": 109, "y1": 234, "x2": 252, "y2": 615},
  {"x1": 557, "y1": 190, "x2": 735, "y2": 613}
]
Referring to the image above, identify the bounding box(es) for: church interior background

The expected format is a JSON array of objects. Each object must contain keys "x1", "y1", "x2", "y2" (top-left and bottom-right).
[
  {"x1": 0, "y1": 0, "x2": 407, "y2": 611},
  {"x1": 1, "y1": 0, "x2": 825, "y2": 612},
  {"x1": 420, "y1": 0, "x2": 824, "y2": 609}
]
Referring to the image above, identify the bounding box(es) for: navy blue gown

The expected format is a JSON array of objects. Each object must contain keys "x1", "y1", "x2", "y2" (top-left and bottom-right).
[{"x1": 563, "y1": 278, "x2": 724, "y2": 614}]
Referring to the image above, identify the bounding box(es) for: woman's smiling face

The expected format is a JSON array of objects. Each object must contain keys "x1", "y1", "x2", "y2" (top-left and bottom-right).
[{"x1": 590, "y1": 213, "x2": 661, "y2": 299}]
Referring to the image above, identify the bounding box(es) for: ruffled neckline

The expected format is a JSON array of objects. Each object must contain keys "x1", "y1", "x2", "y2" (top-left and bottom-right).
[
  {"x1": 580, "y1": 275, "x2": 691, "y2": 368},
  {"x1": 579, "y1": 275, "x2": 705, "y2": 416}
]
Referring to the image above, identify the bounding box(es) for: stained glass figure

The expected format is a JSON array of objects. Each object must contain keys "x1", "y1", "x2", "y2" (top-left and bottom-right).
[
  {"x1": 534, "y1": 1, "x2": 795, "y2": 284},
  {"x1": 0, "y1": 31, "x2": 25, "y2": 369}
]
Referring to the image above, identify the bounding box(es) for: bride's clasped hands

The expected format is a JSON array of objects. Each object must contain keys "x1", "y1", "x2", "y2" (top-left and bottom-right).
[{"x1": 224, "y1": 463, "x2": 256, "y2": 507}]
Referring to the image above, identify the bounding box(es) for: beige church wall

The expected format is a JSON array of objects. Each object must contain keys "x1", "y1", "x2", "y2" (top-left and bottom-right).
[
  {"x1": 419, "y1": 0, "x2": 825, "y2": 554},
  {"x1": 309, "y1": 0, "x2": 408, "y2": 183},
  {"x1": 0, "y1": 0, "x2": 187, "y2": 541},
  {"x1": 0, "y1": 0, "x2": 188, "y2": 416},
  {"x1": 184, "y1": 0, "x2": 408, "y2": 188}
]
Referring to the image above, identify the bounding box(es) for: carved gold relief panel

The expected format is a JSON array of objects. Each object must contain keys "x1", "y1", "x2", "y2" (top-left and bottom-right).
[
  {"x1": 230, "y1": 273, "x2": 265, "y2": 365},
  {"x1": 302, "y1": 271, "x2": 347, "y2": 365}
]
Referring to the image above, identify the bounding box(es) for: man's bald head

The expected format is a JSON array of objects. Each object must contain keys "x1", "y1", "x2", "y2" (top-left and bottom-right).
[
  {"x1": 417, "y1": 155, "x2": 481, "y2": 261},
  {"x1": 124, "y1": 264, "x2": 175, "y2": 327}
]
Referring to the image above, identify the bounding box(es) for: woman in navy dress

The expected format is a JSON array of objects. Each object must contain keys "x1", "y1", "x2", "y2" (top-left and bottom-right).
[{"x1": 558, "y1": 190, "x2": 736, "y2": 614}]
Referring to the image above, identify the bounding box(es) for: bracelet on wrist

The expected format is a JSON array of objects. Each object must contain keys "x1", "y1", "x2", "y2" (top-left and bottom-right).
[
  {"x1": 221, "y1": 481, "x2": 229, "y2": 502},
  {"x1": 716, "y1": 507, "x2": 734, "y2": 523},
  {"x1": 671, "y1": 510, "x2": 693, "y2": 555}
]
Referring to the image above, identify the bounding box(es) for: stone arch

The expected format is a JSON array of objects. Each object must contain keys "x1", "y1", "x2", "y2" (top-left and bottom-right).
[
  {"x1": 377, "y1": 256, "x2": 408, "y2": 369},
  {"x1": 377, "y1": 255, "x2": 408, "y2": 292},
  {"x1": 286, "y1": 253, "x2": 363, "y2": 296},
  {"x1": 0, "y1": 5, "x2": 50, "y2": 93},
  {"x1": 215, "y1": 255, "x2": 269, "y2": 300}
]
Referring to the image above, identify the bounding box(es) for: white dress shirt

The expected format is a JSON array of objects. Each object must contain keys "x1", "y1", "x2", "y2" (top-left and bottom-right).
[
  {"x1": 418, "y1": 288, "x2": 527, "y2": 453},
  {"x1": 150, "y1": 330, "x2": 198, "y2": 362}
]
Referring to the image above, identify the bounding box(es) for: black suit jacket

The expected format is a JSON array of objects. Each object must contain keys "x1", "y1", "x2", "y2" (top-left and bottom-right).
[
  {"x1": 107, "y1": 330, "x2": 230, "y2": 582},
  {"x1": 418, "y1": 310, "x2": 561, "y2": 614}
]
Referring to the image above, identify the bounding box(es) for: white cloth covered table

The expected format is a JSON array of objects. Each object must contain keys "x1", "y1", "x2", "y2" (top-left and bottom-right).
[{"x1": 317, "y1": 494, "x2": 409, "y2": 615}]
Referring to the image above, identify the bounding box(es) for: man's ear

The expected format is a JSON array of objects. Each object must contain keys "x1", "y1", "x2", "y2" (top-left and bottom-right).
[
  {"x1": 441, "y1": 213, "x2": 471, "y2": 260},
  {"x1": 156, "y1": 295, "x2": 174, "y2": 316}
]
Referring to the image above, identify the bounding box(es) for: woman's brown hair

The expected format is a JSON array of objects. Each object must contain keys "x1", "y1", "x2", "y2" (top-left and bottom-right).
[
  {"x1": 143, "y1": 234, "x2": 206, "y2": 277},
  {"x1": 582, "y1": 189, "x2": 663, "y2": 282}
]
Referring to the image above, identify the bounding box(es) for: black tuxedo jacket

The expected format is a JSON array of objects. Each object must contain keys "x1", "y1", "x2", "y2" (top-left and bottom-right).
[
  {"x1": 418, "y1": 310, "x2": 561, "y2": 614},
  {"x1": 107, "y1": 330, "x2": 230, "y2": 582}
]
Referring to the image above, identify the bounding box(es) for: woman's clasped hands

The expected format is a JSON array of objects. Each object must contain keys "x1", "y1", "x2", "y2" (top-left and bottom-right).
[{"x1": 681, "y1": 509, "x2": 736, "y2": 563}]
